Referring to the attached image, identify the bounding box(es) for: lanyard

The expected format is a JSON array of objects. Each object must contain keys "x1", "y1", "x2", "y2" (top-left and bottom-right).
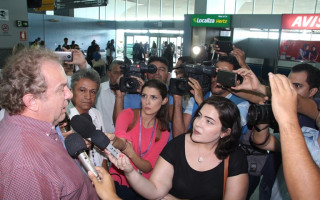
[{"x1": 138, "y1": 112, "x2": 156, "y2": 157}]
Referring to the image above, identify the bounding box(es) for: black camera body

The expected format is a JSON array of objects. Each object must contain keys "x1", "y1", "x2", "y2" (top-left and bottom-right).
[
  {"x1": 169, "y1": 63, "x2": 216, "y2": 96},
  {"x1": 247, "y1": 101, "x2": 278, "y2": 131},
  {"x1": 119, "y1": 62, "x2": 157, "y2": 93}
]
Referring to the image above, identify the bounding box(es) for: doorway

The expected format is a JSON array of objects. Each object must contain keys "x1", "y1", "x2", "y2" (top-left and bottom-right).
[{"x1": 124, "y1": 33, "x2": 183, "y2": 63}]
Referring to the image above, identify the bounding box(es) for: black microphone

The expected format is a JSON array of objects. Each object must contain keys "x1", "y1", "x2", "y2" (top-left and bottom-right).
[
  {"x1": 91, "y1": 130, "x2": 119, "y2": 159},
  {"x1": 70, "y1": 115, "x2": 119, "y2": 159},
  {"x1": 70, "y1": 114, "x2": 96, "y2": 138},
  {"x1": 65, "y1": 132, "x2": 101, "y2": 181},
  {"x1": 80, "y1": 112, "x2": 93, "y2": 123}
]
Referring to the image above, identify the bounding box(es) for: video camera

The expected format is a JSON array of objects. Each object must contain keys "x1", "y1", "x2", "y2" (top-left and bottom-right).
[
  {"x1": 247, "y1": 101, "x2": 278, "y2": 131},
  {"x1": 119, "y1": 62, "x2": 157, "y2": 93},
  {"x1": 169, "y1": 63, "x2": 216, "y2": 96}
]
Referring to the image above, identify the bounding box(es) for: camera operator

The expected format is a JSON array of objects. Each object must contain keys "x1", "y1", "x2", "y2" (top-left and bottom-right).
[
  {"x1": 113, "y1": 56, "x2": 173, "y2": 125},
  {"x1": 173, "y1": 55, "x2": 250, "y2": 137},
  {"x1": 232, "y1": 67, "x2": 320, "y2": 200},
  {"x1": 233, "y1": 63, "x2": 320, "y2": 129},
  {"x1": 252, "y1": 73, "x2": 320, "y2": 200}
]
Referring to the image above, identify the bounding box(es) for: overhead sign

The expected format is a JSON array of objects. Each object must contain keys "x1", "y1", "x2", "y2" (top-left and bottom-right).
[
  {"x1": 191, "y1": 14, "x2": 231, "y2": 28},
  {"x1": 282, "y1": 14, "x2": 320, "y2": 29},
  {"x1": 34, "y1": 0, "x2": 55, "y2": 11}
]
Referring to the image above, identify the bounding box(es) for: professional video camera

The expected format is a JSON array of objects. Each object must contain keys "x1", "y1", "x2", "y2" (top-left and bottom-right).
[
  {"x1": 119, "y1": 62, "x2": 157, "y2": 93},
  {"x1": 169, "y1": 63, "x2": 216, "y2": 96},
  {"x1": 247, "y1": 101, "x2": 278, "y2": 131}
]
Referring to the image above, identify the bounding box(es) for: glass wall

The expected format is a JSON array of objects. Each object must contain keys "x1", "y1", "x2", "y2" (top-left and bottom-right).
[
  {"x1": 73, "y1": 0, "x2": 320, "y2": 20},
  {"x1": 74, "y1": 0, "x2": 195, "y2": 21}
]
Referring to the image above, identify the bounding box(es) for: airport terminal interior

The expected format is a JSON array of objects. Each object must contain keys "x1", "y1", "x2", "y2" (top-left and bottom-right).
[{"x1": 1, "y1": 0, "x2": 320, "y2": 199}]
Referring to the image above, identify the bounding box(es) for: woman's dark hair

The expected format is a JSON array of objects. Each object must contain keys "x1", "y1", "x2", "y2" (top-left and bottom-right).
[
  {"x1": 141, "y1": 79, "x2": 169, "y2": 141},
  {"x1": 188, "y1": 96, "x2": 242, "y2": 160}
]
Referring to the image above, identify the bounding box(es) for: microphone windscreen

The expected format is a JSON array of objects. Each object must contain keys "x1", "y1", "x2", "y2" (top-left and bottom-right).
[
  {"x1": 70, "y1": 114, "x2": 96, "y2": 138},
  {"x1": 91, "y1": 130, "x2": 110, "y2": 149},
  {"x1": 80, "y1": 113, "x2": 93, "y2": 123},
  {"x1": 65, "y1": 133, "x2": 87, "y2": 158}
]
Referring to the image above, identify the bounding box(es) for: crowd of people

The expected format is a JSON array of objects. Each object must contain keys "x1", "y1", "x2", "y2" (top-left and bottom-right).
[{"x1": 0, "y1": 39, "x2": 319, "y2": 200}]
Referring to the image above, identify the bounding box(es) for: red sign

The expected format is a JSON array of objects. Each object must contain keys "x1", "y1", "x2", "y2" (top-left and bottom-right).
[
  {"x1": 1, "y1": 24, "x2": 9, "y2": 32},
  {"x1": 282, "y1": 14, "x2": 320, "y2": 29},
  {"x1": 20, "y1": 31, "x2": 27, "y2": 41}
]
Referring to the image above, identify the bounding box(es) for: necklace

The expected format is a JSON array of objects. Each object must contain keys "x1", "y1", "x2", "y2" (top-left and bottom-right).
[{"x1": 197, "y1": 144, "x2": 205, "y2": 163}]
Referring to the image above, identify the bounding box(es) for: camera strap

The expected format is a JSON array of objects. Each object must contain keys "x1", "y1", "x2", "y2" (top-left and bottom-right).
[{"x1": 138, "y1": 112, "x2": 156, "y2": 157}]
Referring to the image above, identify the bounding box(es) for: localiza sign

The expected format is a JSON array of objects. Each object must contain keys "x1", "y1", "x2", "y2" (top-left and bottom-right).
[
  {"x1": 191, "y1": 14, "x2": 231, "y2": 28},
  {"x1": 282, "y1": 14, "x2": 320, "y2": 29}
]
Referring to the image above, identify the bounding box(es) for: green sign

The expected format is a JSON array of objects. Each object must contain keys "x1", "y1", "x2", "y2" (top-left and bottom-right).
[{"x1": 191, "y1": 15, "x2": 231, "y2": 28}]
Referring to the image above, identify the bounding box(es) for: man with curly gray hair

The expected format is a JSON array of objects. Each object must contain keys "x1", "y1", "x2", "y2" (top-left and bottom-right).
[{"x1": 0, "y1": 48, "x2": 102, "y2": 199}]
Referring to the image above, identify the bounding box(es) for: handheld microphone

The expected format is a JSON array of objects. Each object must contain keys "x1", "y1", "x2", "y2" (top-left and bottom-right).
[
  {"x1": 70, "y1": 115, "x2": 119, "y2": 159},
  {"x1": 65, "y1": 132, "x2": 101, "y2": 181}
]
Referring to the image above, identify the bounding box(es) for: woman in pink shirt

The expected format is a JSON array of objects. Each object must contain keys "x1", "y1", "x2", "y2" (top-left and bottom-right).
[{"x1": 109, "y1": 79, "x2": 170, "y2": 200}]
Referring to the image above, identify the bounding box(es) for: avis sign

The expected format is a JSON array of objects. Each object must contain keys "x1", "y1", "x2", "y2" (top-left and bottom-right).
[{"x1": 282, "y1": 14, "x2": 320, "y2": 29}]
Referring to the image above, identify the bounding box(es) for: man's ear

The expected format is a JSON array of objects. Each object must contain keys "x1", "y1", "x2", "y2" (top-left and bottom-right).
[
  {"x1": 22, "y1": 94, "x2": 38, "y2": 111},
  {"x1": 220, "y1": 128, "x2": 231, "y2": 138},
  {"x1": 309, "y1": 87, "x2": 318, "y2": 98}
]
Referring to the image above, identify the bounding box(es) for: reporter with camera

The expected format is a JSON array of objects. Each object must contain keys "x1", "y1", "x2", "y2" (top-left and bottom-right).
[
  {"x1": 233, "y1": 64, "x2": 320, "y2": 129},
  {"x1": 250, "y1": 73, "x2": 320, "y2": 200},
  {"x1": 113, "y1": 56, "x2": 173, "y2": 129},
  {"x1": 173, "y1": 56, "x2": 250, "y2": 138},
  {"x1": 232, "y1": 67, "x2": 320, "y2": 199}
]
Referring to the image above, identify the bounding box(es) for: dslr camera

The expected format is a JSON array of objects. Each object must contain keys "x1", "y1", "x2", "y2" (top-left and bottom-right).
[
  {"x1": 169, "y1": 63, "x2": 217, "y2": 96},
  {"x1": 247, "y1": 101, "x2": 278, "y2": 131},
  {"x1": 119, "y1": 62, "x2": 157, "y2": 93}
]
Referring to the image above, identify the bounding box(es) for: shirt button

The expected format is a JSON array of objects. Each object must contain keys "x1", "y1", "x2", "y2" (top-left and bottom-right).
[
  {"x1": 55, "y1": 138, "x2": 58, "y2": 141},
  {"x1": 46, "y1": 134, "x2": 50, "y2": 136}
]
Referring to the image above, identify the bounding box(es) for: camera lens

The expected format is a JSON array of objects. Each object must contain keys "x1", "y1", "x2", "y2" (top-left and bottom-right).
[{"x1": 247, "y1": 104, "x2": 273, "y2": 126}]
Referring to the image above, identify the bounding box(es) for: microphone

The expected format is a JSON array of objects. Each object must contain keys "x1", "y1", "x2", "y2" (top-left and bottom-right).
[
  {"x1": 91, "y1": 130, "x2": 119, "y2": 159},
  {"x1": 70, "y1": 114, "x2": 96, "y2": 138},
  {"x1": 70, "y1": 115, "x2": 119, "y2": 159},
  {"x1": 65, "y1": 132, "x2": 101, "y2": 181}
]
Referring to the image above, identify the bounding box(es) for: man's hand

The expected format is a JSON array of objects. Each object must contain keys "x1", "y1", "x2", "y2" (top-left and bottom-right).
[
  {"x1": 88, "y1": 167, "x2": 121, "y2": 200},
  {"x1": 231, "y1": 68, "x2": 264, "y2": 93},
  {"x1": 230, "y1": 47, "x2": 250, "y2": 69},
  {"x1": 188, "y1": 77, "x2": 203, "y2": 105},
  {"x1": 64, "y1": 48, "x2": 87, "y2": 69},
  {"x1": 269, "y1": 73, "x2": 298, "y2": 124},
  {"x1": 130, "y1": 75, "x2": 145, "y2": 93}
]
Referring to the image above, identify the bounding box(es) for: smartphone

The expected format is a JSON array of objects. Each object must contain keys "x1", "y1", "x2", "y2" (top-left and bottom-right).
[
  {"x1": 216, "y1": 41, "x2": 233, "y2": 53},
  {"x1": 217, "y1": 70, "x2": 237, "y2": 88},
  {"x1": 55, "y1": 51, "x2": 73, "y2": 62}
]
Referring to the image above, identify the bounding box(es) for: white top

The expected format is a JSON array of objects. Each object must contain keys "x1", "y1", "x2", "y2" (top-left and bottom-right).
[
  {"x1": 66, "y1": 102, "x2": 107, "y2": 167},
  {"x1": 95, "y1": 81, "x2": 116, "y2": 133}
]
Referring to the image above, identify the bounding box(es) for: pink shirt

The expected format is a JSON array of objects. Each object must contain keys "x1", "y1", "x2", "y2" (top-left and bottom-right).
[
  {"x1": 0, "y1": 113, "x2": 99, "y2": 200},
  {"x1": 110, "y1": 109, "x2": 169, "y2": 187}
]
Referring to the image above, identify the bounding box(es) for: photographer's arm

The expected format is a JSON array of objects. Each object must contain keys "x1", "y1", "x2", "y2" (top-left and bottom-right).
[
  {"x1": 230, "y1": 46, "x2": 251, "y2": 70},
  {"x1": 231, "y1": 68, "x2": 271, "y2": 97},
  {"x1": 172, "y1": 94, "x2": 189, "y2": 137},
  {"x1": 297, "y1": 95, "x2": 319, "y2": 120},
  {"x1": 113, "y1": 91, "x2": 125, "y2": 124},
  {"x1": 251, "y1": 124, "x2": 280, "y2": 152},
  {"x1": 269, "y1": 73, "x2": 320, "y2": 200}
]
